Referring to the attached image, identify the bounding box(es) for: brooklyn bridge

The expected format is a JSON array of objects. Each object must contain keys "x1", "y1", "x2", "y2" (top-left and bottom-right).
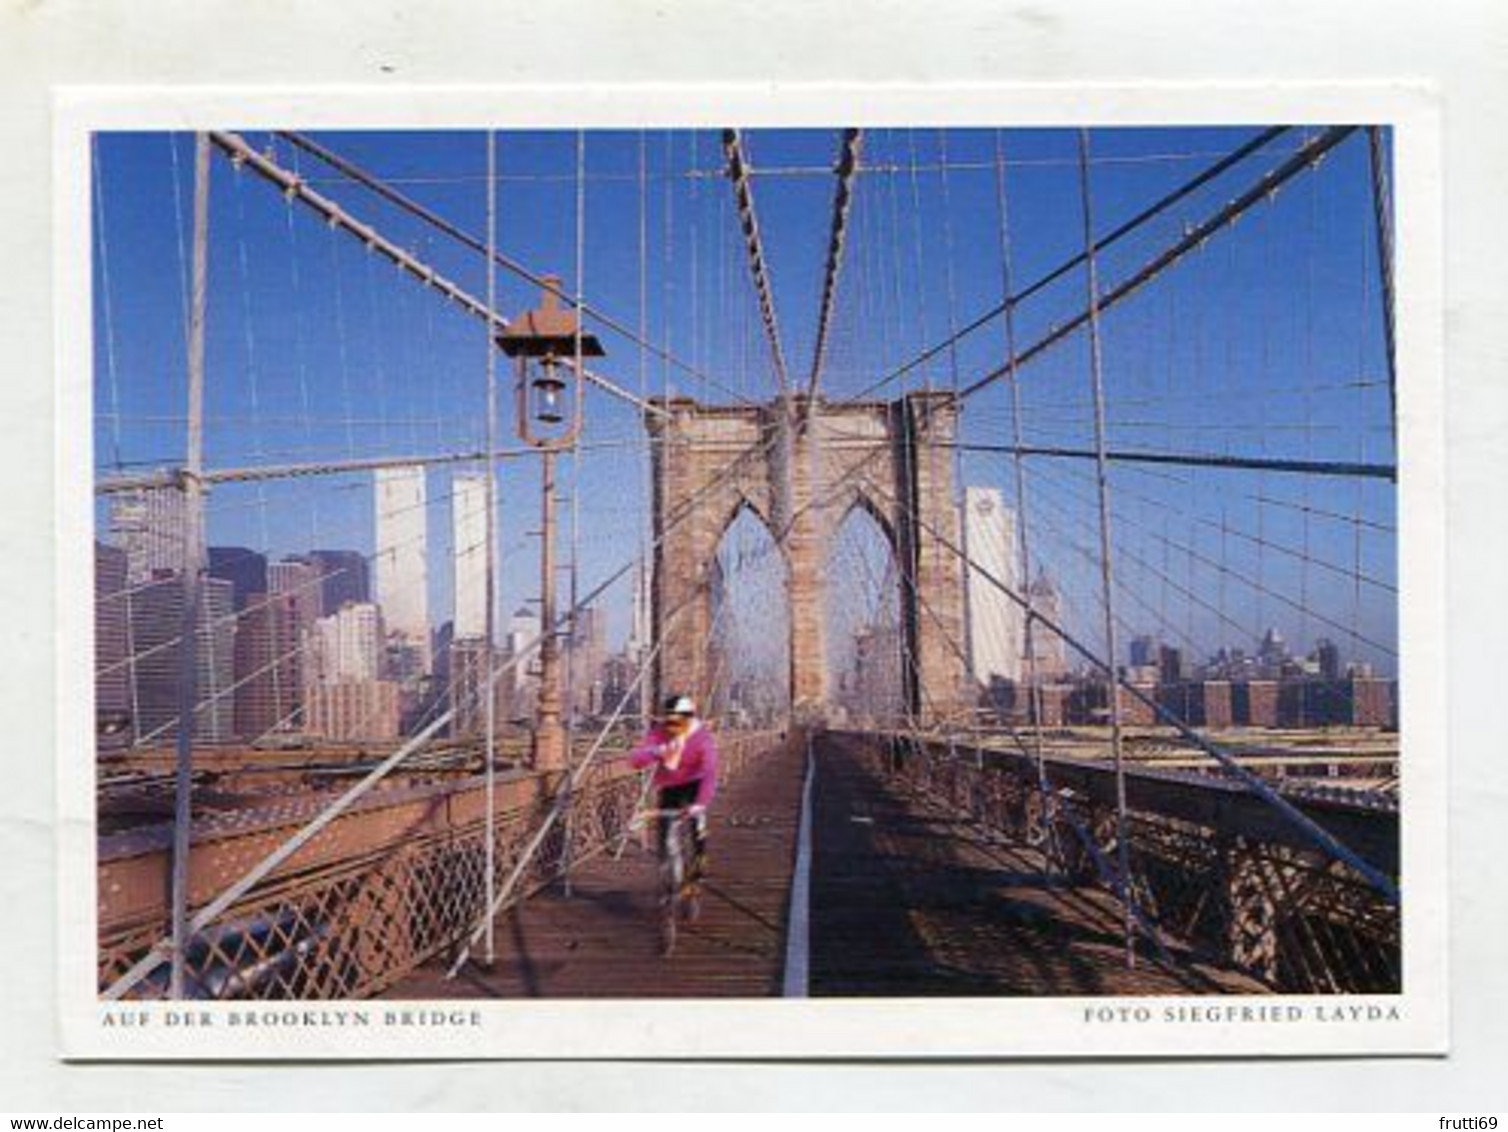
[{"x1": 90, "y1": 125, "x2": 1399, "y2": 1001}]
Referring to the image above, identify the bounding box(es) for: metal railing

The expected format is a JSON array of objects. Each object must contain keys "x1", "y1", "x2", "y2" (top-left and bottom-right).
[
  {"x1": 832, "y1": 729, "x2": 1400, "y2": 994},
  {"x1": 97, "y1": 731, "x2": 775, "y2": 1000}
]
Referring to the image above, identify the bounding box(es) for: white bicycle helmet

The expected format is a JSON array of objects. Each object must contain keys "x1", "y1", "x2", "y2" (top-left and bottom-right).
[{"x1": 662, "y1": 693, "x2": 698, "y2": 717}]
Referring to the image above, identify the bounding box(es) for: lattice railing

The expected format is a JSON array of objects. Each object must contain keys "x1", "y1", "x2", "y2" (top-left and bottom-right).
[
  {"x1": 836, "y1": 730, "x2": 1400, "y2": 994},
  {"x1": 98, "y1": 730, "x2": 775, "y2": 999}
]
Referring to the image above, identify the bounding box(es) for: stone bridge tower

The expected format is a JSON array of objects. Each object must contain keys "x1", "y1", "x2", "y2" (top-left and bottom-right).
[{"x1": 646, "y1": 391, "x2": 968, "y2": 725}]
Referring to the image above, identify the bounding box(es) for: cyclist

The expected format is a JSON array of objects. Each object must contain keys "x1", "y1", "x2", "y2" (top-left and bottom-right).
[{"x1": 630, "y1": 693, "x2": 719, "y2": 882}]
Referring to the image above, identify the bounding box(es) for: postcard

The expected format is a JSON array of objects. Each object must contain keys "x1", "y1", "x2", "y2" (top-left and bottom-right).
[{"x1": 54, "y1": 81, "x2": 1446, "y2": 1059}]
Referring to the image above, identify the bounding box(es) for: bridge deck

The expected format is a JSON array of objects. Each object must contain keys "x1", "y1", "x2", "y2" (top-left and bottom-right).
[
  {"x1": 387, "y1": 733, "x2": 1265, "y2": 998},
  {"x1": 390, "y1": 736, "x2": 806, "y2": 998},
  {"x1": 808, "y1": 735, "x2": 1265, "y2": 996}
]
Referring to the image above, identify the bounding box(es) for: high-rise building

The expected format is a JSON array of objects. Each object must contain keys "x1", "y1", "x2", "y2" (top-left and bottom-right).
[
  {"x1": 961, "y1": 487, "x2": 1021, "y2": 686},
  {"x1": 1022, "y1": 568, "x2": 1068, "y2": 680},
  {"x1": 1157, "y1": 643, "x2": 1187, "y2": 685},
  {"x1": 1129, "y1": 634, "x2": 1157, "y2": 668},
  {"x1": 374, "y1": 467, "x2": 431, "y2": 675},
  {"x1": 628, "y1": 555, "x2": 652, "y2": 663},
  {"x1": 504, "y1": 605, "x2": 542, "y2": 720},
  {"x1": 306, "y1": 680, "x2": 401, "y2": 742},
  {"x1": 311, "y1": 602, "x2": 385, "y2": 685},
  {"x1": 451, "y1": 473, "x2": 489, "y2": 641},
  {"x1": 567, "y1": 605, "x2": 610, "y2": 717},
  {"x1": 128, "y1": 574, "x2": 236, "y2": 745},
  {"x1": 110, "y1": 486, "x2": 187, "y2": 584},
  {"x1": 307, "y1": 550, "x2": 368, "y2": 613},
  {"x1": 269, "y1": 557, "x2": 325, "y2": 626},
  {"x1": 208, "y1": 546, "x2": 268, "y2": 611},
  {"x1": 1313, "y1": 637, "x2": 1342, "y2": 681},
  {"x1": 448, "y1": 638, "x2": 506, "y2": 738},
  {"x1": 95, "y1": 542, "x2": 132, "y2": 746},
  {"x1": 233, "y1": 592, "x2": 303, "y2": 740},
  {"x1": 307, "y1": 549, "x2": 370, "y2": 614},
  {"x1": 1258, "y1": 627, "x2": 1289, "y2": 675},
  {"x1": 599, "y1": 651, "x2": 638, "y2": 718},
  {"x1": 848, "y1": 620, "x2": 904, "y2": 723},
  {"x1": 507, "y1": 605, "x2": 542, "y2": 668}
]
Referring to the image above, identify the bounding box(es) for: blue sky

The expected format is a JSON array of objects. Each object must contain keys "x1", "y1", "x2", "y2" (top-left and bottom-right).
[{"x1": 92, "y1": 125, "x2": 1396, "y2": 678}]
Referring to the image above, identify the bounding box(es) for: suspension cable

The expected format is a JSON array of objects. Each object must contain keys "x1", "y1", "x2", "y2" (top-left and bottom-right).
[
  {"x1": 208, "y1": 131, "x2": 669, "y2": 420},
  {"x1": 1075, "y1": 129, "x2": 1137, "y2": 969},
  {"x1": 958, "y1": 127, "x2": 1357, "y2": 401},
  {"x1": 993, "y1": 127, "x2": 1060, "y2": 874},
  {"x1": 806, "y1": 128, "x2": 863, "y2": 401},
  {"x1": 1366, "y1": 126, "x2": 1398, "y2": 431},
  {"x1": 845, "y1": 126, "x2": 1294, "y2": 404},
  {"x1": 275, "y1": 130, "x2": 750, "y2": 408},
  {"x1": 722, "y1": 128, "x2": 792, "y2": 394}
]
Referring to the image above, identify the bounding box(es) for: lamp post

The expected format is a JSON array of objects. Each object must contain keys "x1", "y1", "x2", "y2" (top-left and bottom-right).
[{"x1": 497, "y1": 277, "x2": 603, "y2": 772}]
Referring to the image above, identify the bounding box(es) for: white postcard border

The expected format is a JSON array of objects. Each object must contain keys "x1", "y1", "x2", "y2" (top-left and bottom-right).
[{"x1": 54, "y1": 80, "x2": 1447, "y2": 1061}]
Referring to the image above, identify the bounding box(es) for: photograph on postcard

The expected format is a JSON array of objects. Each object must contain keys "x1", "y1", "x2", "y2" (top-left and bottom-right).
[{"x1": 79, "y1": 120, "x2": 1409, "y2": 1032}]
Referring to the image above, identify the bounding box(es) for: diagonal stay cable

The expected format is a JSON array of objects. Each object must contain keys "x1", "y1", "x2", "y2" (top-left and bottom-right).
[
  {"x1": 944, "y1": 441, "x2": 1396, "y2": 481},
  {"x1": 101, "y1": 425, "x2": 782, "y2": 999},
  {"x1": 860, "y1": 471, "x2": 1400, "y2": 904},
  {"x1": 842, "y1": 125, "x2": 1294, "y2": 405},
  {"x1": 277, "y1": 130, "x2": 755, "y2": 409},
  {"x1": 209, "y1": 131, "x2": 669, "y2": 420},
  {"x1": 958, "y1": 126, "x2": 1358, "y2": 401},
  {"x1": 448, "y1": 534, "x2": 755, "y2": 977}
]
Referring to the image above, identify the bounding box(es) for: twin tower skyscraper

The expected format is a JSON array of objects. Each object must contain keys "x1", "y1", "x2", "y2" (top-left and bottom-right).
[{"x1": 373, "y1": 465, "x2": 490, "y2": 676}]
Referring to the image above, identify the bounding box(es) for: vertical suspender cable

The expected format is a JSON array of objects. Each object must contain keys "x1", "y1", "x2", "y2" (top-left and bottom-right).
[
  {"x1": 638, "y1": 131, "x2": 653, "y2": 729},
  {"x1": 1076, "y1": 129, "x2": 1137, "y2": 969},
  {"x1": 658, "y1": 130, "x2": 674, "y2": 707},
  {"x1": 93, "y1": 139, "x2": 144, "y2": 738},
  {"x1": 562, "y1": 130, "x2": 587, "y2": 898},
  {"x1": 482, "y1": 130, "x2": 499, "y2": 963},
  {"x1": 937, "y1": 130, "x2": 968, "y2": 700},
  {"x1": 170, "y1": 132, "x2": 211, "y2": 999},
  {"x1": 992, "y1": 130, "x2": 1057, "y2": 867}
]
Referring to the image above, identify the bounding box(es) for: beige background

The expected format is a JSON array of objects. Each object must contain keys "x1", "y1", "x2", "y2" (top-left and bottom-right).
[{"x1": 3, "y1": 0, "x2": 1506, "y2": 1109}]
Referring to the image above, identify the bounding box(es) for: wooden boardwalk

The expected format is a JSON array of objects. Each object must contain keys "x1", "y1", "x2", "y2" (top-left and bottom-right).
[
  {"x1": 386, "y1": 732, "x2": 1265, "y2": 999},
  {"x1": 390, "y1": 736, "x2": 806, "y2": 998},
  {"x1": 808, "y1": 735, "x2": 1265, "y2": 996}
]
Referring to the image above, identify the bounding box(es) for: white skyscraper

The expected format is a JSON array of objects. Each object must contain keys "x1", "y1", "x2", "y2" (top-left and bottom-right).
[
  {"x1": 312, "y1": 602, "x2": 386, "y2": 684},
  {"x1": 507, "y1": 605, "x2": 542, "y2": 668},
  {"x1": 628, "y1": 555, "x2": 652, "y2": 662},
  {"x1": 451, "y1": 472, "x2": 489, "y2": 641},
  {"x1": 374, "y1": 466, "x2": 431, "y2": 675},
  {"x1": 109, "y1": 486, "x2": 189, "y2": 583},
  {"x1": 962, "y1": 486, "x2": 1022, "y2": 685}
]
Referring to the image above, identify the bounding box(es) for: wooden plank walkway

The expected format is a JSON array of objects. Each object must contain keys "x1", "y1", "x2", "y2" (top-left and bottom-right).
[
  {"x1": 808, "y1": 734, "x2": 1268, "y2": 997},
  {"x1": 388, "y1": 736, "x2": 806, "y2": 998},
  {"x1": 386, "y1": 730, "x2": 1266, "y2": 999}
]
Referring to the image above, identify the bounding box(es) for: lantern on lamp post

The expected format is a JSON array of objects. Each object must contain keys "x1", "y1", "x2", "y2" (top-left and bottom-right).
[{"x1": 497, "y1": 277, "x2": 603, "y2": 772}]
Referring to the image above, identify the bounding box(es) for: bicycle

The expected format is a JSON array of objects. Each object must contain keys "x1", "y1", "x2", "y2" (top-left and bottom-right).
[{"x1": 631, "y1": 806, "x2": 704, "y2": 955}]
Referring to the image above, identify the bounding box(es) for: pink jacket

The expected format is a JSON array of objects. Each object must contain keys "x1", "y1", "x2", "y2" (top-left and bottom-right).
[{"x1": 629, "y1": 721, "x2": 719, "y2": 809}]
